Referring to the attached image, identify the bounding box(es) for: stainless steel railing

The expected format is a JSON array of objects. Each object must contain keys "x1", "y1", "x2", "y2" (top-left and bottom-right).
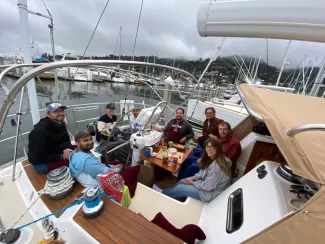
[
  {"x1": 287, "y1": 124, "x2": 325, "y2": 136},
  {"x1": 0, "y1": 60, "x2": 198, "y2": 133},
  {"x1": 0, "y1": 60, "x2": 200, "y2": 181}
]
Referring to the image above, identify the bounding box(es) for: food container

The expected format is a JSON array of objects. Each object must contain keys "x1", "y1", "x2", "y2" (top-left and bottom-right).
[
  {"x1": 168, "y1": 148, "x2": 177, "y2": 155},
  {"x1": 168, "y1": 155, "x2": 174, "y2": 167},
  {"x1": 163, "y1": 153, "x2": 169, "y2": 164},
  {"x1": 173, "y1": 156, "x2": 178, "y2": 166}
]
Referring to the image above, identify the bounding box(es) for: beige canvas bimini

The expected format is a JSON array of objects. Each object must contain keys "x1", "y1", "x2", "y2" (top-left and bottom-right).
[{"x1": 240, "y1": 84, "x2": 325, "y2": 184}]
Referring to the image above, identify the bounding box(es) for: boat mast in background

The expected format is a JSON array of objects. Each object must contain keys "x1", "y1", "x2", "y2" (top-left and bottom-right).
[
  {"x1": 310, "y1": 56, "x2": 325, "y2": 96},
  {"x1": 17, "y1": 0, "x2": 40, "y2": 124},
  {"x1": 275, "y1": 40, "x2": 291, "y2": 86},
  {"x1": 132, "y1": 0, "x2": 144, "y2": 61},
  {"x1": 266, "y1": 39, "x2": 268, "y2": 83}
]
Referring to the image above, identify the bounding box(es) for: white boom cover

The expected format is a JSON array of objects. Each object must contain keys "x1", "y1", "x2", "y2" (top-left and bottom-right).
[{"x1": 197, "y1": 0, "x2": 325, "y2": 43}]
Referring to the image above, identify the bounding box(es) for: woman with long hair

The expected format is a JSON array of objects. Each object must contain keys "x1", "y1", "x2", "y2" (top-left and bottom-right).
[{"x1": 163, "y1": 138, "x2": 231, "y2": 202}]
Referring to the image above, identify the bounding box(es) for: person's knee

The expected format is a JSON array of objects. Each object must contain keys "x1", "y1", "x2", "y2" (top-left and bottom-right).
[
  {"x1": 33, "y1": 164, "x2": 48, "y2": 174},
  {"x1": 177, "y1": 179, "x2": 186, "y2": 184}
]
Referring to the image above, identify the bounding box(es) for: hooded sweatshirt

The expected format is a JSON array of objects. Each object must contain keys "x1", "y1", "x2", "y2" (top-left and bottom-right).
[
  {"x1": 69, "y1": 149, "x2": 120, "y2": 188},
  {"x1": 193, "y1": 159, "x2": 231, "y2": 202},
  {"x1": 28, "y1": 117, "x2": 73, "y2": 165}
]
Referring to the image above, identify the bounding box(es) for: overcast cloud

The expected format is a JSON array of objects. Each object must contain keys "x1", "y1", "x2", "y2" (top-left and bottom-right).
[{"x1": 1, "y1": 0, "x2": 325, "y2": 68}]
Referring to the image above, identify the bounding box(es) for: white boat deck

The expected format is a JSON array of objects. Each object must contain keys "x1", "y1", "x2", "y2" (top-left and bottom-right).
[{"x1": 0, "y1": 165, "x2": 43, "y2": 243}]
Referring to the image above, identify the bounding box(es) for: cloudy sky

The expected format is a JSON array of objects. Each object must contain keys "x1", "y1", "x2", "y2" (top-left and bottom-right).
[{"x1": 1, "y1": 0, "x2": 325, "y2": 68}]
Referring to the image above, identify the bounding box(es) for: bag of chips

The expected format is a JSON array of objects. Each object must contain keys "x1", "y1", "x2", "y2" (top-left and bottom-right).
[
  {"x1": 97, "y1": 171, "x2": 125, "y2": 202},
  {"x1": 120, "y1": 185, "x2": 131, "y2": 208}
]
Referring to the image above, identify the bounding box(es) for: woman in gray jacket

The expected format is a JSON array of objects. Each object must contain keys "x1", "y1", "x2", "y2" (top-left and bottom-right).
[{"x1": 163, "y1": 138, "x2": 231, "y2": 202}]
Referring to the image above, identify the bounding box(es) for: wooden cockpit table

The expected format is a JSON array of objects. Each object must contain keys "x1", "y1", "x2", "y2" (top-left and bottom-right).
[{"x1": 140, "y1": 146, "x2": 192, "y2": 174}]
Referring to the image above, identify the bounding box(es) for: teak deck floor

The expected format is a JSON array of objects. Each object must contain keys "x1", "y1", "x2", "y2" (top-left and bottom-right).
[
  {"x1": 23, "y1": 160, "x2": 182, "y2": 243},
  {"x1": 73, "y1": 197, "x2": 182, "y2": 244},
  {"x1": 22, "y1": 160, "x2": 84, "y2": 217}
]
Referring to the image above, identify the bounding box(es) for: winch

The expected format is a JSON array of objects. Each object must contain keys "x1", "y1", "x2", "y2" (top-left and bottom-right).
[
  {"x1": 0, "y1": 229, "x2": 20, "y2": 244},
  {"x1": 82, "y1": 187, "x2": 104, "y2": 218},
  {"x1": 45, "y1": 166, "x2": 75, "y2": 200}
]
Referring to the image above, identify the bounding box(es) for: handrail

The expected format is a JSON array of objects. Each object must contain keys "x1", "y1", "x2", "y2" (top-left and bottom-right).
[
  {"x1": 287, "y1": 124, "x2": 325, "y2": 137},
  {"x1": 0, "y1": 60, "x2": 197, "y2": 134},
  {"x1": 235, "y1": 84, "x2": 264, "y2": 122},
  {"x1": 140, "y1": 100, "x2": 168, "y2": 136},
  {"x1": 0, "y1": 101, "x2": 151, "y2": 144},
  {"x1": 0, "y1": 64, "x2": 42, "y2": 94},
  {"x1": 250, "y1": 84, "x2": 295, "y2": 93}
]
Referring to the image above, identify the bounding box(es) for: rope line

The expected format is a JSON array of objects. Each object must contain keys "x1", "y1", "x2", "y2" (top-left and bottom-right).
[
  {"x1": 14, "y1": 192, "x2": 118, "y2": 231},
  {"x1": 15, "y1": 199, "x2": 84, "y2": 230}
]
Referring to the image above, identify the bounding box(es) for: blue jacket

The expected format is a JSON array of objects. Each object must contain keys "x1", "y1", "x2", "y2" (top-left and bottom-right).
[{"x1": 69, "y1": 149, "x2": 120, "y2": 188}]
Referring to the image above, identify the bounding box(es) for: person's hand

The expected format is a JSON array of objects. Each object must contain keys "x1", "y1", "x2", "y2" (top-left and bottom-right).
[
  {"x1": 63, "y1": 149, "x2": 73, "y2": 160},
  {"x1": 153, "y1": 127, "x2": 163, "y2": 132},
  {"x1": 113, "y1": 128, "x2": 121, "y2": 137},
  {"x1": 193, "y1": 134, "x2": 200, "y2": 141},
  {"x1": 197, "y1": 158, "x2": 202, "y2": 164},
  {"x1": 209, "y1": 134, "x2": 220, "y2": 142},
  {"x1": 184, "y1": 177, "x2": 194, "y2": 185},
  {"x1": 101, "y1": 130, "x2": 109, "y2": 136},
  {"x1": 179, "y1": 137, "x2": 186, "y2": 144},
  {"x1": 113, "y1": 164, "x2": 124, "y2": 170}
]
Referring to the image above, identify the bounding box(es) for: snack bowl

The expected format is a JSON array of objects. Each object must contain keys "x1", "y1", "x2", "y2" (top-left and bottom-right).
[{"x1": 168, "y1": 148, "x2": 177, "y2": 154}]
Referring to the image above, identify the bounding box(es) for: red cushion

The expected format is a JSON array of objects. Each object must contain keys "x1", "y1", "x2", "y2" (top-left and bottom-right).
[{"x1": 151, "y1": 212, "x2": 206, "y2": 244}]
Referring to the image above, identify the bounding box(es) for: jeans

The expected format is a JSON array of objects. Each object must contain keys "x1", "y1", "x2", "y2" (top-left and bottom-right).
[
  {"x1": 198, "y1": 135, "x2": 210, "y2": 148},
  {"x1": 162, "y1": 178, "x2": 201, "y2": 201},
  {"x1": 33, "y1": 164, "x2": 49, "y2": 174},
  {"x1": 177, "y1": 156, "x2": 199, "y2": 181}
]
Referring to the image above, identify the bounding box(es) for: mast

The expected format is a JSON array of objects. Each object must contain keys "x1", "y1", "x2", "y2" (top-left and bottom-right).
[
  {"x1": 119, "y1": 26, "x2": 122, "y2": 60},
  {"x1": 17, "y1": 0, "x2": 40, "y2": 124},
  {"x1": 113, "y1": 26, "x2": 122, "y2": 60},
  {"x1": 48, "y1": 18, "x2": 59, "y2": 102},
  {"x1": 276, "y1": 40, "x2": 291, "y2": 86},
  {"x1": 266, "y1": 39, "x2": 269, "y2": 83},
  {"x1": 132, "y1": 0, "x2": 144, "y2": 61},
  {"x1": 253, "y1": 51, "x2": 263, "y2": 81},
  {"x1": 310, "y1": 56, "x2": 325, "y2": 96}
]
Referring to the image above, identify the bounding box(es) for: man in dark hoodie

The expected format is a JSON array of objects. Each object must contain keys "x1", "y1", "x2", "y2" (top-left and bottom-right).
[{"x1": 28, "y1": 103, "x2": 74, "y2": 174}]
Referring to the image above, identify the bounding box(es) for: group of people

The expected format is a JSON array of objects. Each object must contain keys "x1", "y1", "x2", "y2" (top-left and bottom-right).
[
  {"x1": 27, "y1": 102, "x2": 241, "y2": 204},
  {"x1": 28, "y1": 102, "x2": 141, "y2": 190},
  {"x1": 159, "y1": 107, "x2": 242, "y2": 202}
]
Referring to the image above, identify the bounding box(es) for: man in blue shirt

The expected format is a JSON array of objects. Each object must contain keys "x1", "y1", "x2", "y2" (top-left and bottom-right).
[{"x1": 70, "y1": 130, "x2": 123, "y2": 188}]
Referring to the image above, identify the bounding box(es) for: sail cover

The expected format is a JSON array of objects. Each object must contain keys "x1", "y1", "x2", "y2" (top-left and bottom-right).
[
  {"x1": 197, "y1": 0, "x2": 325, "y2": 43},
  {"x1": 239, "y1": 84, "x2": 325, "y2": 183}
]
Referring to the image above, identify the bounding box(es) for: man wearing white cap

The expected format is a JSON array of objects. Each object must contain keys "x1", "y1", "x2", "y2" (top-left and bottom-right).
[{"x1": 28, "y1": 103, "x2": 74, "y2": 174}]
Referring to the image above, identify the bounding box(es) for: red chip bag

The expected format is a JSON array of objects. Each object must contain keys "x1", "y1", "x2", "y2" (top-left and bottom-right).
[{"x1": 97, "y1": 171, "x2": 125, "y2": 202}]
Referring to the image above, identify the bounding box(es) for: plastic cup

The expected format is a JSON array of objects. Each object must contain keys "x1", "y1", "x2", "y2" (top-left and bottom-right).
[{"x1": 145, "y1": 148, "x2": 151, "y2": 158}]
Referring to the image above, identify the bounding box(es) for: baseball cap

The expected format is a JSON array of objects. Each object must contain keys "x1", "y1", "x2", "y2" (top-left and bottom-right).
[
  {"x1": 106, "y1": 103, "x2": 116, "y2": 109},
  {"x1": 46, "y1": 103, "x2": 68, "y2": 113},
  {"x1": 75, "y1": 130, "x2": 91, "y2": 142}
]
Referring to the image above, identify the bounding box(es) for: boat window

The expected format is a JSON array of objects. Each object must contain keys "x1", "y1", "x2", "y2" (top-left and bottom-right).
[{"x1": 226, "y1": 188, "x2": 243, "y2": 234}]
